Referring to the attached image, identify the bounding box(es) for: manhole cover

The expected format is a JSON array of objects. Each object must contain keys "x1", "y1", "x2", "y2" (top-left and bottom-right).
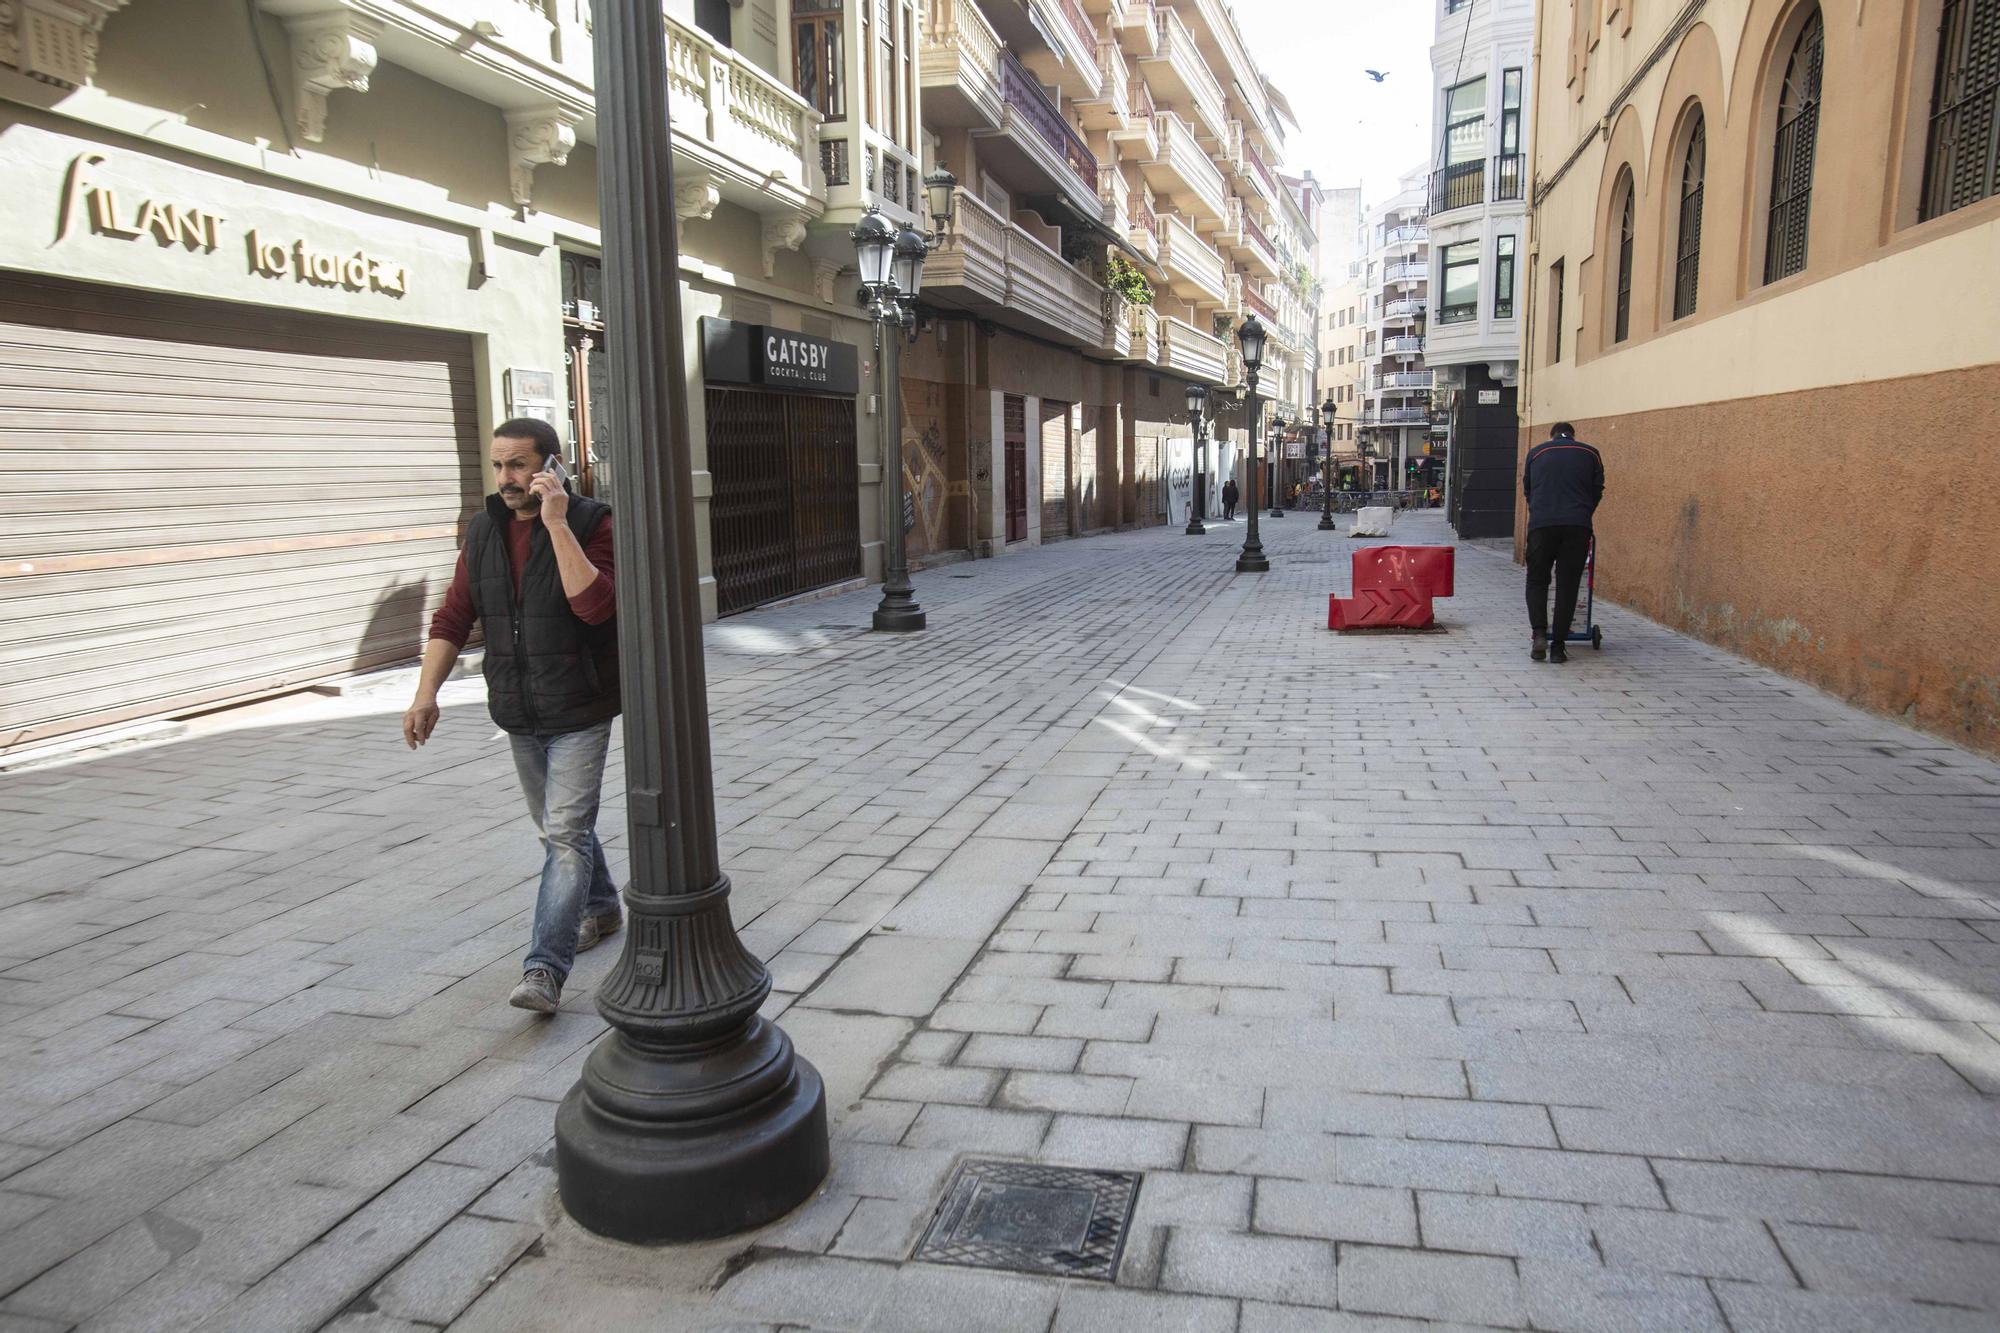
[{"x1": 910, "y1": 1160, "x2": 1141, "y2": 1281}]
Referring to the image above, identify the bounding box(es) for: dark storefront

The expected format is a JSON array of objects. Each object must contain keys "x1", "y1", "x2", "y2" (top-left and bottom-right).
[
  {"x1": 1446, "y1": 369, "x2": 1519, "y2": 539},
  {"x1": 701, "y1": 318, "x2": 862, "y2": 616}
]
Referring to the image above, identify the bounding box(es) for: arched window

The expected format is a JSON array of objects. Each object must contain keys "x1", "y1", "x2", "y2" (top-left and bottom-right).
[
  {"x1": 1765, "y1": 6, "x2": 1824, "y2": 284},
  {"x1": 1613, "y1": 171, "x2": 1635, "y2": 343},
  {"x1": 1673, "y1": 113, "x2": 1706, "y2": 319}
]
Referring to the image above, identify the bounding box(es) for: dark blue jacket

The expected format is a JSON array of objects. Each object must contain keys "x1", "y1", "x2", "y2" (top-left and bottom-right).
[{"x1": 1523, "y1": 437, "x2": 1605, "y2": 530}]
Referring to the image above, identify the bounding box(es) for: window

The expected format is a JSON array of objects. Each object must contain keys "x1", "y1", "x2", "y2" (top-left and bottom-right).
[
  {"x1": 1497, "y1": 69, "x2": 1524, "y2": 198},
  {"x1": 1440, "y1": 241, "x2": 1479, "y2": 323},
  {"x1": 1548, "y1": 259, "x2": 1565, "y2": 362},
  {"x1": 901, "y1": 5, "x2": 915, "y2": 146},
  {"x1": 1765, "y1": 6, "x2": 1824, "y2": 284},
  {"x1": 1921, "y1": 0, "x2": 2000, "y2": 218},
  {"x1": 1495, "y1": 235, "x2": 1516, "y2": 318},
  {"x1": 694, "y1": 0, "x2": 730, "y2": 44},
  {"x1": 1674, "y1": 113, "x2": 1706, "y2": 319},
  {"x1": 1439, "y1": 77, "x2": 1487, "y2": 209},
  {"x1": 1613, "y1": 170, "x2": 1634, "y2": 342},
  {"x1": 1446, "y1": 0, "x2": 1470, "y2": 11},
  {"x1": 792, "y1": 2, "x2": 845, "y2": 121}
]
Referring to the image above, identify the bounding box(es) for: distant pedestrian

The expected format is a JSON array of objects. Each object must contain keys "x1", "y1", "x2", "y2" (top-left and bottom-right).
[
  {"x1": 1522, "y1": 421, "x2": 1605, "y2": 664},
  {"x1": 1221, "y1": 478, "x2": 1239, "y2": 520},
  {"x1": 402, "y1": 418, "x2": 624, "y2": 1015}
]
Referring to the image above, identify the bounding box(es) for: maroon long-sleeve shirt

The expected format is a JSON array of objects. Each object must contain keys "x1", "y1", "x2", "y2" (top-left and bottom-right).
[{"x1": 427, "y1": 511, "x2": 616, "y2": 648}]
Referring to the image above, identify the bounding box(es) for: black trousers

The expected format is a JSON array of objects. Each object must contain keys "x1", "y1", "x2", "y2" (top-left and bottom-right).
[
  {"x1": 1222, "y1": 499, "x2": 1236, "y2": 519},
  {"x1": 1526, "y1": 525, "x2": 1592, "y2": 641}
]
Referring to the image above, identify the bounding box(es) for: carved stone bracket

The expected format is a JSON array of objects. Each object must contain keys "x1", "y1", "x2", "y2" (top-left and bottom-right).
[
  {"x1": 3, "y1": 0, "x2": 131, "y2": 89},
  {"x1": 285, "y1": 11, "x2": 380, "y2": 144},
  {"x1": 505, "y1": 105, "x2": 580, "y2": 207},
  {"x1": 673, "y1": 169, "x2": 720, "y2": 222},
  {"x1": 809, "y1": 258, "x2": 844, "y2": 306},
  {"x1": 759, "y1": 212, "x2": 808, "y2": 279}
]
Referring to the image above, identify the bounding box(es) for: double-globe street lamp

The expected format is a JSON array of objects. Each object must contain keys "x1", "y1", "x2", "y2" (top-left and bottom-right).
[
  {"x1": 1235, "y1": 314, "x2": 1269, "y2": 574},
  {"x1": 1185, "y1": 381, "x2": 1209, "y2": 535},
  {"x1": 554, "y1": 0, "x2": 826, "y2": 1242},
  {"x1": 850, "y1": 172, "x2": 956, "y2": 633},
  {"x1": 1318, "y1": 395, "x2": 1339, "y2": 530},
  {"x1": 1267, "y1": 414, "x2": 1289, "y2": 519}
]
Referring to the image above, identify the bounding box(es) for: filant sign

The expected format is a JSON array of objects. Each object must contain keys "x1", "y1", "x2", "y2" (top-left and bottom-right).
[{"x1": 56, "y1": 153, "x2": 410, "y2": 296}]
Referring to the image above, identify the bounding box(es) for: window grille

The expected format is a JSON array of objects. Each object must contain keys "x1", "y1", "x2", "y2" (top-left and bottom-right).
[
  {"x1": 1674, "y1": 114, "x2": 1706, "y2": 319},
  {"x1": 1921, "y1": 0, "x2": 2000, "y2": 219},
  {"x1": 1765, "y1": 7, "x2": 1824, "y2": 284},
  {"x1": 1613, "y1": 172, "x2": 1634, "y2": 342}
]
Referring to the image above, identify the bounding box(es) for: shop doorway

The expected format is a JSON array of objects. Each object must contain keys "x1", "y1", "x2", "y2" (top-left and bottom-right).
[{"x1": 706, "y1": 387, "x2": 861, "y2": 615}]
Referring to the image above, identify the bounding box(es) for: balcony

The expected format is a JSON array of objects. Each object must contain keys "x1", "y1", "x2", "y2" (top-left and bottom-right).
[
  {"x1": 1494, "y1": 153, "x2": 1525, "y2": 201},
  {"x1": 1015, "y1": 0, "x2": 1103, "y2": 100},
  {"x1": 921, "y1": 0, "x2": 1006, "y2": 130},
  {"x1": 1385, "y1": 224, "x2": 1429, "y2": 248},
  {"x1": 1241, "y1": 280, "x2": 1276, "y2": 323},
  {"x1": 1383, "y1": 297, "x2": 1426, "y2": 320},
  {"x1": 657, "y1": 13, "x2": 823, "y2": 221},
  {"x1": 1240, "y1": 211, "x2": 1279, "y2": 279},
  {"x1": 1214, "y1": 195, "x2": 1246, "y2": 247},
  {"x1": 1114, "y1": 0, "x2": 1157, "y2": 53},
  {"x1": 1363, "y1": 407, "x2": 1431, "y2": 424},
  {"x1": 1141, "y1": 110, "x2": 1227, "y2": 223},
  {"x1": 1075, "y1": 41, "x2": 1130, "y2": 130},
  {"x1": 1126, "y1": 189, "x2": 1159, "y2": 260},
  {"x1": 1160, "y1": 315, "x2": 1228, "y2": 382},
  {"x1": 1383, "y1": 335, "x2": 1425, "y2": 354},
  {"x1": 925, "y1": 189, "x2": 1105, "y2": 348},
  {"x1": 1099, "y1": 288, "x2": 1134, "y2": 359},
  {"x1": 1107, "y1": 76, "x2": 1158, "y2": 159},
  {"x1": 1176, "y1": 0, "x2": 1262, "y2": 129},
  {"x1": 1427, "y1": 158, "x2": 1484, "y2": 215},
  {"x1": 1376, "y1": 371, "x2": 1434, "y2": 390},
  {"x1": 1138, "y1": 7, "x2": 1228, "y2": 143},
  {"x1": 1243, "y1": 141, "x2": 1280, "y2": 210},
  {"x1": 1156, "y1": 212, "x2": 1227, "y2": 305},
  {"x1": 976, "y1": 48, "x2": 1102, "y2": 221},
  {"x1": 1384, "y1": 261, "x2": 1425, "y2": 284},
  {"x1": 1119, "y1": 299, "x2": 1160, "y2": 363}
]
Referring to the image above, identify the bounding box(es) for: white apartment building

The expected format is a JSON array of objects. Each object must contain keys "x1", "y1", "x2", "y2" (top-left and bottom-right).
[
  {"x1": 1426, "y1": 0, "x2": 1533, "y2": 536},
  {"x1": 1356, "y1": 170, "x2": 1435, "y2": 492}
]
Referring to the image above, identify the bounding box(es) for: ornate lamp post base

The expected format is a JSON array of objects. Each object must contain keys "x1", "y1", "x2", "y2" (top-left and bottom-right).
[
  {"x1": 1318, "y1": 511, "x2": 1338, "y2": 531},
  {"x1": 873, "y1": 591, "x2": 927, "y2": 632},
  {"x1": 556, "y1": 880, "x2": 829, "y2": 1242},
  {"x1": 1236, "y1": 546, "x2": 1269, "y2": 573},
  {"x1": 1186, "y1": 516, "x2": 1208, "y2": 535}
]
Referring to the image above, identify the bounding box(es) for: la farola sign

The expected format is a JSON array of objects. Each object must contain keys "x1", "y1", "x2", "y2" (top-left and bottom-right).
[{"x1": 56, "y1": 153, "x2": 410, "y2": 296}]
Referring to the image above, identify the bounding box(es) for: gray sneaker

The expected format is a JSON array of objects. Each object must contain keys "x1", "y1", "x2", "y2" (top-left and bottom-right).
[
  {"x1": 508, "y1": 967, "x2": 561, "y2": 1014},
  {"x1": 577, "y1": 909, "x2": 624, "y2": 953}
]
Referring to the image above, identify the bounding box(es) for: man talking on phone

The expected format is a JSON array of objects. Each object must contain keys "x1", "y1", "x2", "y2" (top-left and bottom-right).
[{"x1": 402, "y1": 418, "x2": 622, "y2": 1015}]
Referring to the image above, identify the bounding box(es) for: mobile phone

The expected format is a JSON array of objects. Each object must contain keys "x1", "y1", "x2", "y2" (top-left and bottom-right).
[{"x1": 539, "y1": 454, "x2": 571, "y2": 488}]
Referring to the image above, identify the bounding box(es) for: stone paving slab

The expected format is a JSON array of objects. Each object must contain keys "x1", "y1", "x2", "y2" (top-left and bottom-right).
[{"x1": 2, "y1": 513, "x2": 1998, "y2": 1330}]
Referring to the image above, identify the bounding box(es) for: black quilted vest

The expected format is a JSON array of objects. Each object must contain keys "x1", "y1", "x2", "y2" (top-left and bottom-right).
[{"x1": 465, "y1": 492, "x2": 620, "y2": 736}]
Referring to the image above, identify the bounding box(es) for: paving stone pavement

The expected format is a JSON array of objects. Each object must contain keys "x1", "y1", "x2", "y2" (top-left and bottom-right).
[{"x1": 3, "y1": 511, "x2": 1999, "y2": 1332}]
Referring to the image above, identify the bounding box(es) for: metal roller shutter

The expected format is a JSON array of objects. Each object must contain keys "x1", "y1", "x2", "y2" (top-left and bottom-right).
[{"x1": 0, "y1": 273, "x2": 481, "y2": 749}]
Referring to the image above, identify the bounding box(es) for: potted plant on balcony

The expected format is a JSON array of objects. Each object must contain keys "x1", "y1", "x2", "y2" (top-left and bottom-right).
[{"x1": 1106, "y1": 254, "x2": 1153, "y2": 306}]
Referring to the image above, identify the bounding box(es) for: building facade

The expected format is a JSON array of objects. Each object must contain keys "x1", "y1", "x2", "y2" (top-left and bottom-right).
[
  {"x1": 1427, "y1": 0, "x2": 1533, "y2": 536},
  {"x1": 1356, "y1": 170, "x2": 1437, "y2": 491},
  {"x1": 1522, "y1": 0, "x2": 2000, "y2": 752},
  {"x1": 912, "y1": 0, "x2": 1310, "y2": 545},
  {"x1": 1, "y1": 0, "x2": 1314, "y2": 751}
]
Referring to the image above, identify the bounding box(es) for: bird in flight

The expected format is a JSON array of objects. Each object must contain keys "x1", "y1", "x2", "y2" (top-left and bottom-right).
[{"x1": 1364, "y1": 69, "x2": 1389, "y2": 82}]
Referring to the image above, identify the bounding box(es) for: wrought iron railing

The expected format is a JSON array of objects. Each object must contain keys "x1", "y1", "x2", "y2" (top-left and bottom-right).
[
  {"x1": 1428, "y1": 158, "x2": 1484, "y2": 213},
  {"x1": 1000, "y1": 48, "x2": 1098, "y2": 189},
  {"x1": 1493, "y1": 153, "x2": 1525, "y2": 201}
]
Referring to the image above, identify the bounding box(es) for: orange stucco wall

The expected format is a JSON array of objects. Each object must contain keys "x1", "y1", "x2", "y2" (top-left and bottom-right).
[{"x1": 1519, "y1": 363, "x2": 2000, "y2": 753}]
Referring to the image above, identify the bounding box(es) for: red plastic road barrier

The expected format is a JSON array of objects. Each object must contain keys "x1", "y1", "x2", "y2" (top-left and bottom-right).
[{"x1": 1329, "y1": 545, "x2": 1456, "y2": 630}]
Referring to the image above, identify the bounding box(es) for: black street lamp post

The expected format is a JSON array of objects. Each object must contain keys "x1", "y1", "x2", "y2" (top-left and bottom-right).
[
  {"x1": 1268, "y1": 414, "x2": 1288, "y2": 518},
  {"x1": 1235, "y1": 315, "x2": 1269, "y2": 573},
  {"x1": 554, "y1": 0, "x2": 827, "y2": 1243},
  {"x1": 1318, "y1": 396, "x2": 1338, "y2": 531},
  {"x1": 853, "y1": 208, "x2": 932, "y2": 632},
  {"x1": 1184, "y1": 381, "x2": 1208, "y2": 535}
]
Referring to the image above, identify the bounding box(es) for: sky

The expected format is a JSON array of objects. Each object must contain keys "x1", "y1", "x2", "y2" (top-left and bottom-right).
[{"x1": 1230, "y1": 0, "x2": 1435, "y2": 209}]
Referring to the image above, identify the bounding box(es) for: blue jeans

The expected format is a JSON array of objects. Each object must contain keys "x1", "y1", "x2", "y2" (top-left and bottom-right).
[{"x1": 510, "y1": 719, "x2": 620, "y2": 983}]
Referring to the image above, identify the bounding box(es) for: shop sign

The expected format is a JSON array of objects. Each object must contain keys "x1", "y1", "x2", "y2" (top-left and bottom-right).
[
  {"x1": 1477, "y1": 389, "x2": 1501, "y2": 404},
  {"x1": 56, "y1": 152, "x2": 410, "y2": 295},
  {"x1": 1283, "y1": 440, "x2": 1305, "y2": 459},
  {"x1": 701, "y1": 317, "x2": 858, "y2": 395}
]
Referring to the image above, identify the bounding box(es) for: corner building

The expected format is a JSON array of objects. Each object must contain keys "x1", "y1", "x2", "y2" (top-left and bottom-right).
[{"x1": 1521, "y1": 0, "x2": 2000, "y2": 752}]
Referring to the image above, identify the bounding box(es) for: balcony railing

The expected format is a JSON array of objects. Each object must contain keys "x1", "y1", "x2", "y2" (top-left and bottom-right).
[
  {"x1": 1054, "y1": 0, "x2": 1096, "y2": 51},
  {"x1": 1367, "y1": 407, "x2": 1430, "y2": 423},
  {"x1": 1006, "y1": 222, "x2": 1104, "y2": 345},
  {"x1": 1148, "y1": 7, "x2": 1228, "y2": 140},
  {"x1": 1242, "y1": 283, "x2": 1276, "y2": 322},
  {"x1": 1375, "y1": 371, "x2": 1433, "y2": 390},
  {"x1": 1428, "y1": 158, "x2": 1483, "y2": 214},
  {"x1": 1156, "y1": 212, "x2": 1226, "y2": 303},
  {"x1": 1160, "y1": 315, "x2": 1228, "y2": 381},
  {"x1": 1493, "y1": 153, "x2": 1524, "y2": 201},
  {"x1": 1245, "y1": 143, "x2": 1279, "y2": 201},
  {"x1": 1000, "y1": 48, "x2": 1098, "y2": 190},
  {"x1": 1384, "y1": 224, "x2": 1428, "y2": 246},
  {"x1": 1149, "y1": 110, "x2": 1227, "y2": 221},
  {"x1": 1383, "y1": 335, "x2": 1425, "y2": 354},
  {"x1": 1383, "y1": 297, "x2": 1426, "y2": 319},
  {"x1": 1384, "y1": 261, "x2": 1425, "y2": 284},
  {"x1": 662, "y1": 12, "x2": 820, "y2": 202},
  {"x1": 1128, "y1": 190, "x2": 1157, "y2": 235}
]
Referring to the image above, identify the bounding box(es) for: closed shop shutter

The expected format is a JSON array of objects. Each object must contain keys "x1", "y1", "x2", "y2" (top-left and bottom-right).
[
  {"x1": 1136, "y1": 434, "x2": 1161, "y2": 521},
  {"x1": 1040, "y1": 398, "x2": 1070, "y2": 540},
  {"x1": 0, "y1": 274, "x2": 480, "y2": 749}
]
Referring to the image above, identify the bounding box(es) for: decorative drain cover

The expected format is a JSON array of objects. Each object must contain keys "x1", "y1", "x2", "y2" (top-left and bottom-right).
[{"x1": 911, "y1": 1159, "x2": 1141, "y2": 1281}]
